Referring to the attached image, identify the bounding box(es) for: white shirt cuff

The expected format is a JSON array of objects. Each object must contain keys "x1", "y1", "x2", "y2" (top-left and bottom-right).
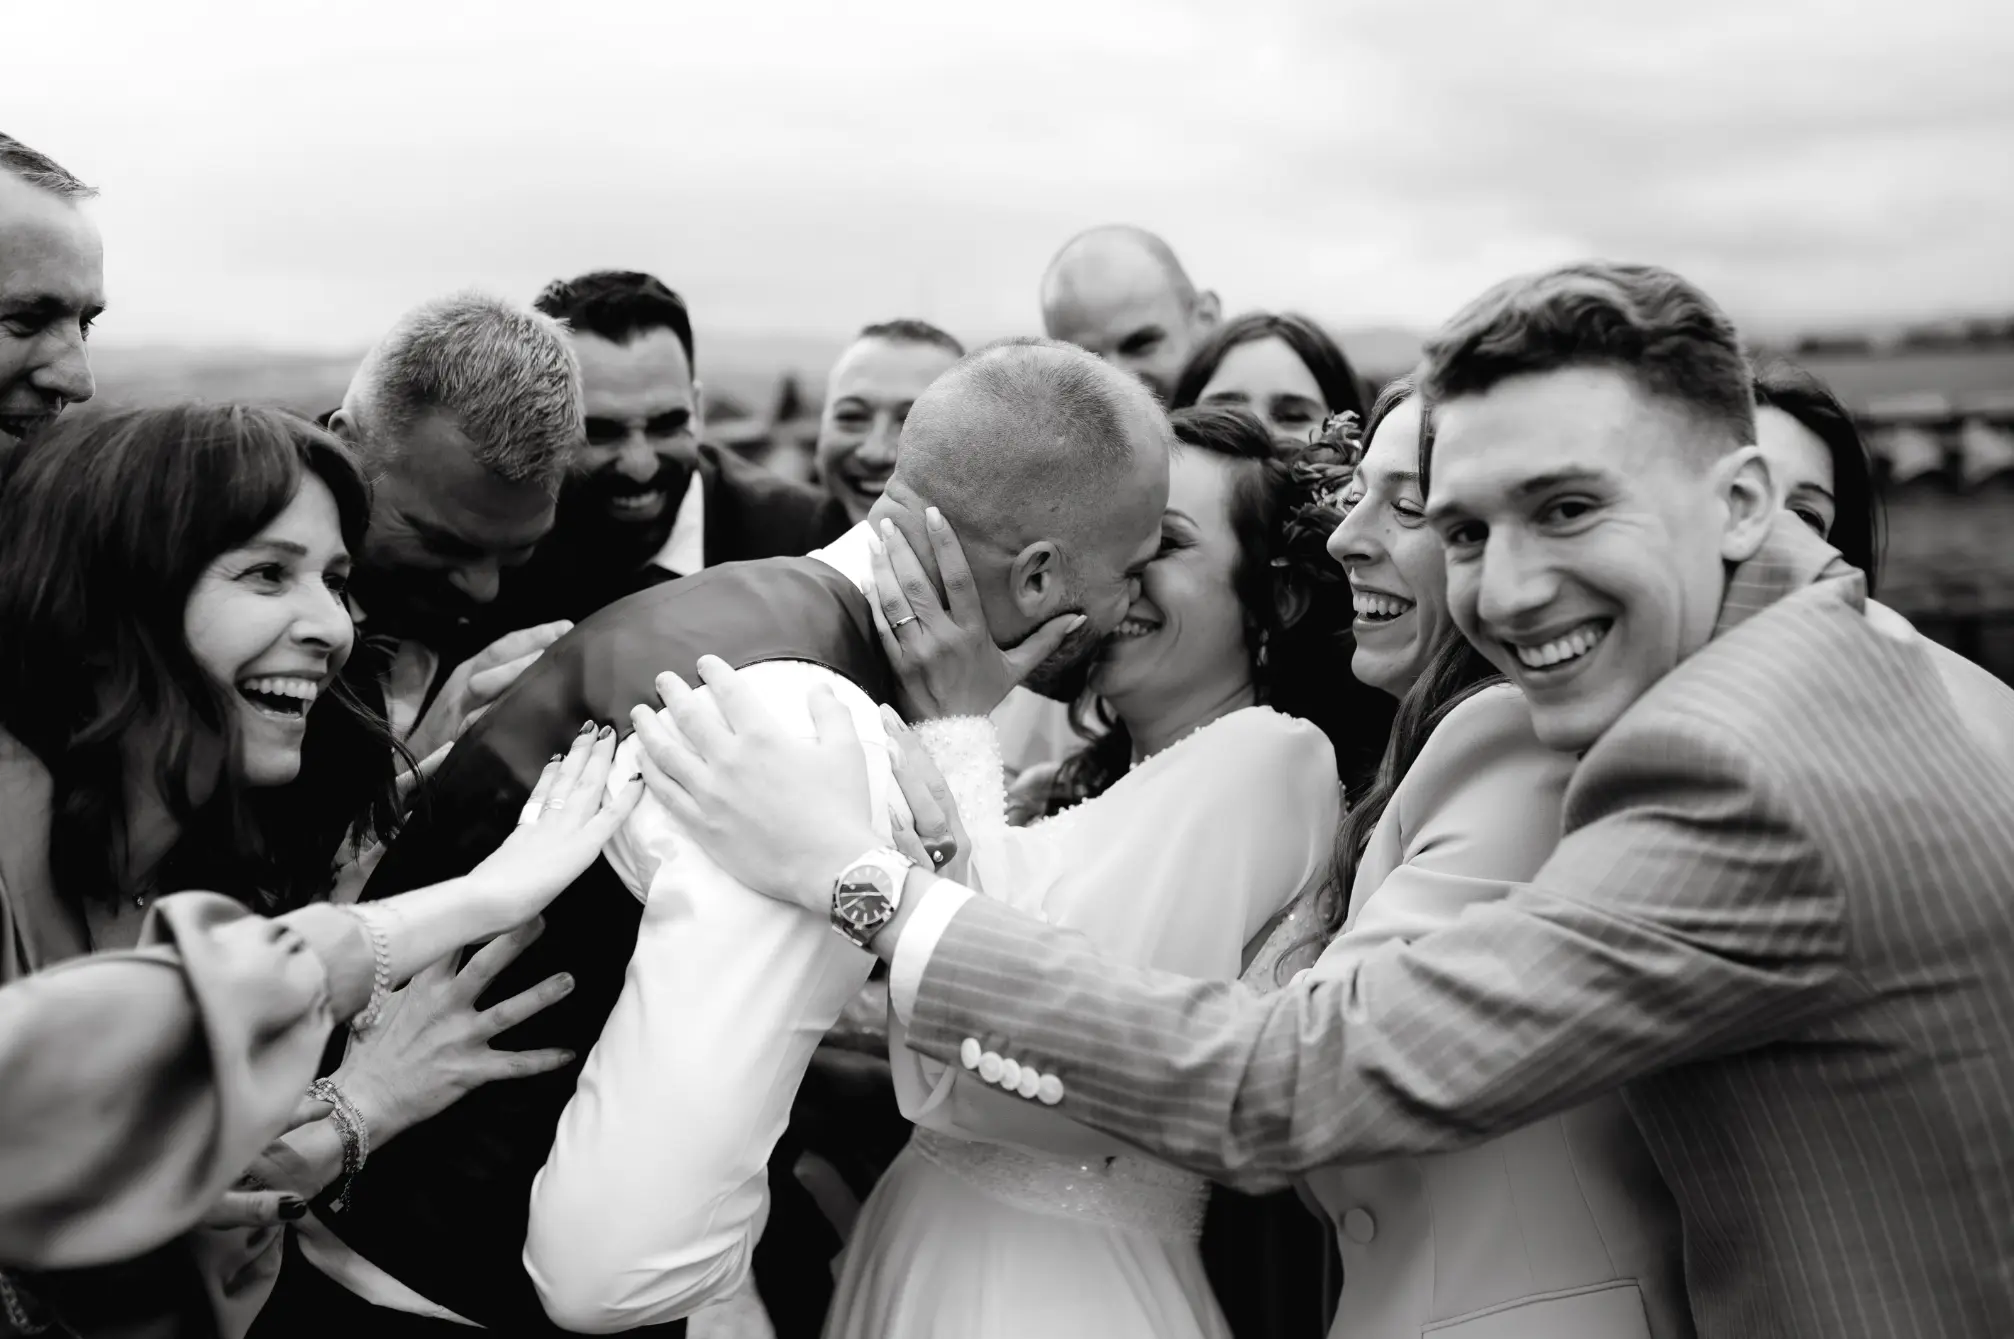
[{"x1": 887, "y1": 878, "x2": 975, "y2": 1027}]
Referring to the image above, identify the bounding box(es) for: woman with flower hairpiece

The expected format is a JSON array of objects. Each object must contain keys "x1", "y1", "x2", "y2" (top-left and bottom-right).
[{"x1": 803, "y1": 403, "x2": 1393, "y2": 1339}]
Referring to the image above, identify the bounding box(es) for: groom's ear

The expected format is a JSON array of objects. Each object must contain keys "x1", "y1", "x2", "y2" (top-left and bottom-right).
[{"x1": 1008, "y1": 540, "x2": 1068, "y2": 618}]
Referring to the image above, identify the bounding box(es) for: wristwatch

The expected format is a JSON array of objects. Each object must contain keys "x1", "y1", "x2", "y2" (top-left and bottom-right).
[{"x1": 829, "y1": 847, "x2": 915, "y2": 949}]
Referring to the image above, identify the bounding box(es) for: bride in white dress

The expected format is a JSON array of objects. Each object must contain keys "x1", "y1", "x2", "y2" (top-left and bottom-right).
[{"x1": 822, "y1": 405, "x2": 1388, "y2": 1339}]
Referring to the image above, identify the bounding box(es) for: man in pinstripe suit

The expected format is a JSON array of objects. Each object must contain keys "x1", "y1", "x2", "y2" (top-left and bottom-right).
[{"x1": 636, "y1": 261, "x2": 2014, "y2": 1339}]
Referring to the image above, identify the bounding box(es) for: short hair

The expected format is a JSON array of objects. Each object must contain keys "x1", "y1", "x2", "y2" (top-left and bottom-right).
[
  {"x1": 356, "y1": 291, "x2": 582, "y2": 493},
  {"x1": 1754, "y1": 357, "x2": 1883, "y2": 590},
  {"x1": 856, "y1": 318, "x2": 964, "y2": 359},
  {"x1": 0, "y1": 133, "x2": 95, "y2": 199},
  {"x1": 1420, "y1": 261, "x2": 1756, "y2": 469},
  {"x1": 894, "y1": 336, "x2": 1160, "y2": 550},
  {"x1": 1171, "y1": 310, "x2": 1369, "y2": 421},
  {"x1": 534, "y1": 270, "x2": 694, "y2": 371}
]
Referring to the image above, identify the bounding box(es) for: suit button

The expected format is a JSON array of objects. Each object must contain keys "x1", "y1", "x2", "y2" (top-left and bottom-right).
[
  {"x1": 1036, "y1": 1074, "x2": 1065, "y2": 1105},
  {"x1": 978, "y1": 1052, "x2": 1005, "y2": 1083},
  {"x1": 999, "y1": 1058, "x2": 1022, "y2": 1090},
  {"x1": 1016, "y1": 1067, "x2": 1042, "y2": 1099},
  {"x1": 959, "y1": 1038, "x2": 982, "y2": 1070},
  {"x1": 1340, "y1": 1208, "x2": 1376, "y2": 1245}
]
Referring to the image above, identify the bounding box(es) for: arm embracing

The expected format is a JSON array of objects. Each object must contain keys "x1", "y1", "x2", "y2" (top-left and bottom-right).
[{"x1": 905, "y1": 711, "x2": 1845, "y2": 1189}]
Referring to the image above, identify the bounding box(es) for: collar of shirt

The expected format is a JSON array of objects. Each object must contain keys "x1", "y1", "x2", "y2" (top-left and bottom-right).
[
  {"x1": 810, "y1": 521, "x2": 877, "y2": 599},
  {"x1": 646, "y1": 472, "x2": 708, "y2": 577}
]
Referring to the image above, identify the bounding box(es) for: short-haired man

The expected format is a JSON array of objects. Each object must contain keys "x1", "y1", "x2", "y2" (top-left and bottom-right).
[
  {"x1": 490, "y1": 270, "x2": 848, "y2": 630},
  {"x1": 669, "y1": 263, "x2": 2014, "y2": 1339},
  {"x1": 815, "y1": 318, "x2": 964, "y2": 524},
  {"x1": 299, "y1": 339, "x2": 1170, "y2": 1335},
  {"x1": 326, "y1": 291, "x2": 582, "y2": 762},
  {"x1": 0, "y1": 134, "x2": 102, "y2": 453},
  {"x1": 1040, "y1": 224, "x2": 1219, "y2": 402}
]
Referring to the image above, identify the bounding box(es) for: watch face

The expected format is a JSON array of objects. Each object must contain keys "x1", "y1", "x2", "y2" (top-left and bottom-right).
[{"x1": 835, "y1": 866, "x2": 895, "y2": 928}]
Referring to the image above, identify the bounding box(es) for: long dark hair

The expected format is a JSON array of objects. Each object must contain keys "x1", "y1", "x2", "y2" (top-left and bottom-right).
[
  {"x1": 0, "y1": 404, "x2": 406, "y2": 914},
  {"x1": 1753, "y1": 357, "x2": 1884, "y2": 593},
  {"x1": 1033, "y1": 404, "x2": 1394, "y2": 816},
  {"x1": 1281, "y1": 380, "x2": 1502, "y2": 975},
  {"x1": 1170, "y1": 311, "x2": 1369, "y2": 424}
]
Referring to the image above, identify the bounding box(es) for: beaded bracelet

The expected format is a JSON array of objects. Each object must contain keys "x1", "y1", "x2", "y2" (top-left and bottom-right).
[
  {"x1": 309, "y1": 1077, "x2": 370, "y2": 1212},
  {"x1": 336, "y1": 903, "x2": 390, "y2": 1033}
]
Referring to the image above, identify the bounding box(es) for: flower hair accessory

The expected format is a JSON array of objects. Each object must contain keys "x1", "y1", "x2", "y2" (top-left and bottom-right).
[{"x1": 1273, "y1": 410, "x2": 1365, "y2": 571}]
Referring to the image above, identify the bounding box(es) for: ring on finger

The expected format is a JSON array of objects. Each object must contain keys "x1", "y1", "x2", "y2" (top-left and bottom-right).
[
  {"x1": 890, "y1": 614, "x2": 920, "y2": 631},
  {"x1": 545, "y1": 796, "x2": 567, "y2": 811}
]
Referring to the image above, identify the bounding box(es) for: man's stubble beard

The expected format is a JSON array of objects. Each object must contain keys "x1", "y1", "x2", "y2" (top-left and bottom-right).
[{"x1": 1016, "y1": 619, "x2": 1104, "y2": 702}]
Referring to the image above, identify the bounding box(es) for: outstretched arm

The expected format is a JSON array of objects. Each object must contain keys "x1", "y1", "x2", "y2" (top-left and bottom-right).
[
  {"x1": 631, "y1": 666, "x2": 1847, "y2": 1192},
  {"x1": 523, "y1": 663, "x2": 892, "y2": 1333}
]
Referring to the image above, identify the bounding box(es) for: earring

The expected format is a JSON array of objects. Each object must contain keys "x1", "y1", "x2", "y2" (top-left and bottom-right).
[{"x1": 1257, "y1": 630, "x2": 1271, "y2": 670}]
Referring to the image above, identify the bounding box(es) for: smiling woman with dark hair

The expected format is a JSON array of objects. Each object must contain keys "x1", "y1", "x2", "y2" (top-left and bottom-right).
[
  {"x1": 1171, "y1": 312, "x2": 1369, "y2": 448},
  {"x1": 0, "y1": 404, "x2": 639, "y2": 1339}
]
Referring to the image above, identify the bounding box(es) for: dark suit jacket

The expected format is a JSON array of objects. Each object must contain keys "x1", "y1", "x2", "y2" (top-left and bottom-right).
[
  {"x1": 490, "y1": 442, "x2": 849, "y2": 632},
  {"x1": 322, "y1": 558, "x2": 892, "y2": 1335}
]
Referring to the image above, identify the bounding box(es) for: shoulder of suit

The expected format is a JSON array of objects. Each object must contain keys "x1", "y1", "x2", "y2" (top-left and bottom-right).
[
  {"x1": 1396, "y1": 681, "x2": 1564, "y2": 811},
  {"x1": 700, "y1": 442, "x2": 826, "y2": 510}
]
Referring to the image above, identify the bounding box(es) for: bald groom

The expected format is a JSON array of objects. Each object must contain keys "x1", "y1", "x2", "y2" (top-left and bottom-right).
[{"x1": 308, "y1": 338, "x2": 1170, "y2": 1336}]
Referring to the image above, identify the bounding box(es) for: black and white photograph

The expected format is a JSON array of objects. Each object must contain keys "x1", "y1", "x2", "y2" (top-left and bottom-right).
[{"x1": 2, "y1": 2, "x2": 2012, "y2": 1337}]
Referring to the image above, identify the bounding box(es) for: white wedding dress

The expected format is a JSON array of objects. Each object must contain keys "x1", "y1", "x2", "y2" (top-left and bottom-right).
[{"x1": 822, "y1": 706, "x2": 1341, "y2": 1339}]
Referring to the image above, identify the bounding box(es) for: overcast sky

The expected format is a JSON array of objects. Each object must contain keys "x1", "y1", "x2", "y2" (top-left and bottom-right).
[{"x1": 12, "y1": 0, "x2": 2014, "y2": 352}]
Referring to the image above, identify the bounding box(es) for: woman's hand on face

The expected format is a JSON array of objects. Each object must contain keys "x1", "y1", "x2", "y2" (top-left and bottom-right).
[
  {"x1": 870, "y1": 509, "x2": 1085, "y2": 721},
  {"x1": 468, "y1": 725, "x2": 642, "y2": 928},
  {"x1": 335, "y1": 917, "x2": 577, "y2": 1140},
  {"x1": 630, "y1": 657, "x2": 885, "y2": 915},
  {"x1": 880, "y1": 707, "x2": 973, "y2": 885}
]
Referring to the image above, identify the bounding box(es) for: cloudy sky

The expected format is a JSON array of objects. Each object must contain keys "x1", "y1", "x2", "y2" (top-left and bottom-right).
[{"x1": 13, "y1": 0, "x2": 2014, "y2": 353}]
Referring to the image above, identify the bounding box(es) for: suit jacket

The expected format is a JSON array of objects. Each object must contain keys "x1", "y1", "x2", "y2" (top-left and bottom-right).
[
  {"x1": 324, "y1": 557, "x2": 893, "y2": 1335},
  {"x1": 905, "y1": 518, "x2": 2014, "y2": 1339},
  {"x1": 1301, "y1": 683, "x2": 1689, "y2": 1339},
  {"x1": 489, "y1": 442, "x2": 850, "y2": 631}
]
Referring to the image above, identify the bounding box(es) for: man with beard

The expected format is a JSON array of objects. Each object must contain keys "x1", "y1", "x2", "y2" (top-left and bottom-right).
[
  {"x1": 0, "y1": 134, "x2": 101, "y2": 455},
  {"x1": 1040, "y1": 224, "x2": 1220, "y2": 403},
  {"x1": 326, "y1": 291, "x2": 583, "y2": 763},
  {"x1": 488, "y1": 270, "x2": 848, "y2": 631},
  {"x1": 302, "y1": 339, "x2": 1169, "y2": 1337}
]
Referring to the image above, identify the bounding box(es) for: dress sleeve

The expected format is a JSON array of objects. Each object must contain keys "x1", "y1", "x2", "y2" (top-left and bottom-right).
[
  {"x1": 0, "y1": 892, "x2": 336, "y2": 1270},
  {"x1": 912, "y1": 716, "x2": 1009, "y2": 842},
  {"x1": 888, "y1": 710, "x2": 1341, "y2": 1158}
]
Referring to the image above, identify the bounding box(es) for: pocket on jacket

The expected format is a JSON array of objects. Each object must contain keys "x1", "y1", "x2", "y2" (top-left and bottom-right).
[{"x1": 1422, "y1": 1279, "x2": 1652, "y2": 1339}]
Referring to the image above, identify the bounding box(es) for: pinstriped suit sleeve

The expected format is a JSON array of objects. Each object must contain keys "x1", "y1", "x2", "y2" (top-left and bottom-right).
[{"x1": 905, "y1": 707, "x2": 1850, "y2": 1190}]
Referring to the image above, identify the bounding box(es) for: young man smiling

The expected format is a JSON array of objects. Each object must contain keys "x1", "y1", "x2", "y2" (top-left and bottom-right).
[{"x1": 643, "y1": 261, "x2": 2014, "y2": 1339}]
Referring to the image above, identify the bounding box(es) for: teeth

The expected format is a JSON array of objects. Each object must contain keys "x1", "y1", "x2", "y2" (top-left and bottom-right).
[
  {"x1": 1510, "y1": 622, "x2": 1607, "y2": 669},
  {"x1": 1353, "y1": 591, "x2": 1413, "y2": 621},
  {"x1": 1112, "y1": 618, "x2": 1159, "y2": 638},
  {"x1": 610, "y1": 492, "x2": 663, "y2": 511},
  {"x1": 239, "y1": 676, "x2": 320, "y2": 702}
]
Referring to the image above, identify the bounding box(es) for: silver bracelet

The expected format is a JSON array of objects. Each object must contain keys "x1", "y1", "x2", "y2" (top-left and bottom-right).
[
  {"x1": 309, "y1": 1077, "x2": 371, "y2": 1212},
  {"x1": 336, "y1": 903, "x2": 391, "y2": 1032}
]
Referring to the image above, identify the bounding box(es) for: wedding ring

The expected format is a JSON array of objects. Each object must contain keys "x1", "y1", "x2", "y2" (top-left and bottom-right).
[
  {"x1": 890, "y1": 615, "x2": 920, "y2": 630},
  {"x1": 544, "y1": 796, "x2": 567, "y2": 811}
]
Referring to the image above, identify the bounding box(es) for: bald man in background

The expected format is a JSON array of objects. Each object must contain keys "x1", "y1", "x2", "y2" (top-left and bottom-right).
[{"x1": 1040, "y1": 224, "x2": 1220, "y2": 401}]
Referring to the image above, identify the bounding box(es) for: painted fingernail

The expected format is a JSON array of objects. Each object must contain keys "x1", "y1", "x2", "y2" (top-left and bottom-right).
[
  {"x1": 556, "y1": 973, "x2": 574, "y2": 991},
  {"x1": 926, "y1": 506, "x2": 945, "y2": 530},
  {"x1": 1068, "y1": 615, "x2": 1089, "y2": 631},
  {"x1": 578, "y1": 721, "x2": 596, "y2": 737},
  {"x1": 279, "y1": 1196, "x2": 308, "y2": 1220},
  {"x1": 880, "y1": 705, "x2": 907, "y2": 735},
  {"x1": 549, "y1": 752, "x2": 564, "y2": 763},
  {"x1": 598, "y1": 724, "x2": 615, "y2": 740},
  {"x1": 866, "y1": 528, "x2": 885, "y2": 556}
]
